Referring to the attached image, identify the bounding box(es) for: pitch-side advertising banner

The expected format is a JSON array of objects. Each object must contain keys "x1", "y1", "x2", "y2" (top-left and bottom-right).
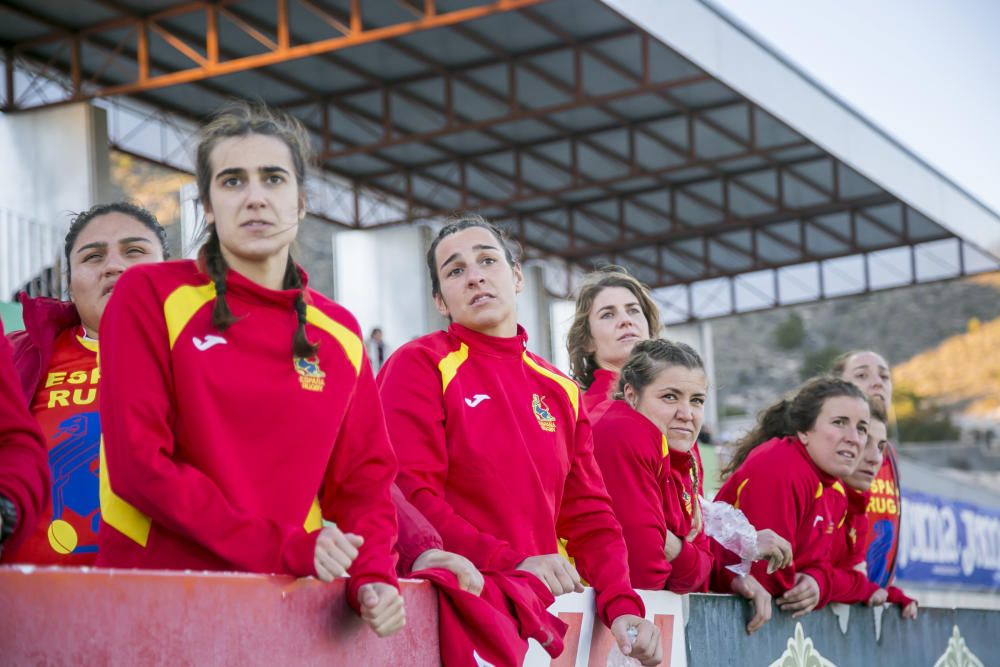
[
  {"x1": 896, "y1": 489, "x2": 1000, "y2": 589},
  {"x1": 523, "y1": 589, "x2": 686, "y2": 667}
]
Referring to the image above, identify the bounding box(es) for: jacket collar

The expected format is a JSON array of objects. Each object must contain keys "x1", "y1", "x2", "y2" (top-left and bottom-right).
[
  {"x1": 19, "y1": 293, "x2": 80, "y2": 343},
  {"x1": 448, "y1": 322, "x2": 528, "y2": 359}
]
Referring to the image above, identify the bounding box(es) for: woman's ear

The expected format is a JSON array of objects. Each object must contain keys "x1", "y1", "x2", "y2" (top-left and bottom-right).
[
  {"x1": 797, "y1": 430, "x2": 809, "y2": 446},
  {"x1": 623, "y1": 384, "x2": 638, "y2": 409}
]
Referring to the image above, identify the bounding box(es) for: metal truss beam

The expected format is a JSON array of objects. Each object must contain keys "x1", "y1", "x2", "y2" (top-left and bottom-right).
[{"x1": 2, "y1": 0, "x2": 550, "y2": 107}]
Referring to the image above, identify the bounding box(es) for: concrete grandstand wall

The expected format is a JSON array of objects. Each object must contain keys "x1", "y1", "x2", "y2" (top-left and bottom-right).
[{"x1": 3, "y1": 567, "x2": 997, "y2": 666}]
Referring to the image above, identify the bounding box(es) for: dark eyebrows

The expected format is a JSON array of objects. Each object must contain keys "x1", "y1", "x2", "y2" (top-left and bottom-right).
[
  {"x1": 76, "y1": 236, "x2": 153, "y2": 255},
  {"x1": 438, "y1": 243, "x2": 499, "y2": 271},
  {"x1": 75, "y1": 241, "x2": 107, "y2": 255},
  {"x1": 659, "y1": 385, "x2": 706, "y2": 398},
  {"x1": 214, "y1": 165, "x2": 289, "y2": 181},
  {"x1": 439, "y1": 252, "x2": 461, "y2": 270},
  {"x1": 214, "y1": 167, "x2": 244, "y2": 180}
]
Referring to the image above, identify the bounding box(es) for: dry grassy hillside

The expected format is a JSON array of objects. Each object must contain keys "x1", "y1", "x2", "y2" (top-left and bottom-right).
[{"x1": 893, "y1": 308, "x2": 1000, "y2": 419}]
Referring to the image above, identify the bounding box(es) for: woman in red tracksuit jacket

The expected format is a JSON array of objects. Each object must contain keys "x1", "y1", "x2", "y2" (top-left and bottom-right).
[
  {"x1": 831, "y1": 350, "x2": 905, "y2": 592},
  {"x1": 5, "y1": 203, "x2": 167, "y2": 565},
  {"x1": 716, "y1": 377, "x2": 871, "y2": 617},
  {"x1": 592, "y1": 339, "x2": 774, "y2": 634},
  {"x1": 830, "y1": 406, "x2": 917, "y2": 617},
  {"x1": 96, "y1": 101, "x2": 406, "y2": 637},
  {"x1": 378, "y1": 216, "x2": 662, "y2": 666}
]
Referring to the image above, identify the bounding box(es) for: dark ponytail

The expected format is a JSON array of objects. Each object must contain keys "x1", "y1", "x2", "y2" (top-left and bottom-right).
[{"x1": 721, "y1": 376, "x2": 867, "y2": 480}]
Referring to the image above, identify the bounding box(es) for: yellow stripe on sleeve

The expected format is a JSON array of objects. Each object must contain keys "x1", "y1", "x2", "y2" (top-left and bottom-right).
[
  {"x1": 98, "y1": 439, "x2": 152, "y2": 547},
  {"x1": 815, "y1": 481, "x2": 824, "y2": 499},
  {"x1": 163, "y1": 282, "x2": 217, "y2": 350},
  {"x1": 437, "y1": 343, "x2": 469, "y2": 393},
  {"x1": 522, "y1": 353, "x2": 579, "y2": 418},
  {"x1": 305, "y1": 305, "x2": 363, "y2": 375},
  {"x1": 734, "y1": 478, "x2": 750, "y2": 510},
  {"x1": 304, "y1": 497, "x2": 323, "y2": 532}
]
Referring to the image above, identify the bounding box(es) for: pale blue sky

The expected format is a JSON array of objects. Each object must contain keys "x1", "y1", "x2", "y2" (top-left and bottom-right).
[{"x1": 709, "y1": 0, "x2": 1000, "y2": 215}]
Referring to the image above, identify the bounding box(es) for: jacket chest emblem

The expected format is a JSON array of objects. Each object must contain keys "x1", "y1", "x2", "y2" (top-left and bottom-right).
[
  {"x1": 682, "y1": 490, "x2": 693, "y2": 516},
  {"x1": 294, "y1": 355, "x2": 326, "y2": 392},
  {"x1": 532, "y1": 394, "x2": 556, "y2": 432}
]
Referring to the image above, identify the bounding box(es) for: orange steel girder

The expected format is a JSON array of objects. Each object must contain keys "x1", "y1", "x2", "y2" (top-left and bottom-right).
[{"x1": 4, "y1": 0, "x2": 552, "y2": 108}]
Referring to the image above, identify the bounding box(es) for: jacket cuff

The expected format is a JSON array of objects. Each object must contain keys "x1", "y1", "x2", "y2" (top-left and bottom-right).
[
  {"x1": 801, "y1": 567, "x2": 831, "y2": 609},
  {"x1": 492, "y1": 545, "x2": 529, "y2": 572},
  {"x1": 346, "y1": 573, "x2": 400, "y2": 614},
  {"x1": 397, "y1": 538, "x2": 444, "y2": 575},
  {"x1": 887, "y1": 586, "x2": 915, "y2": 608},
  {"x1": 600, "y1": 595, "x2": 645, "y2": 629},
  {"x1": 283, "y1": 529, "x2": 320, "y2": 577},
  {"x1": 670, "y1": 541, "x2": 699, "y2": 578}
]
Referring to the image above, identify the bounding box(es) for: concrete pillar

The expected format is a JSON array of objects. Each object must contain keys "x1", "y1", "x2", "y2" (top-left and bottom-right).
[
  {"x1": 333, "y1": 224, "x2": 437, "y2": 350},
  {"x1": 0, "y1": 103, "x2": 112, "y2": 298},
  {"x1": 518, "y1": 263, "x2": 554, "y2": 360}
]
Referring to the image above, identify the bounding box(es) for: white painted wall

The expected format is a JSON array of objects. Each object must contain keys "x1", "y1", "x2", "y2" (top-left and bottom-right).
[
  {"x1": 334, "y1": 224, "x2": 439, "y2": 349},
  {"x1": 0, "y1": 104, "x2": 111, "y2": 298},
  {"x1": 0, "y1": 104, "x2": 110, "y2": 228}
]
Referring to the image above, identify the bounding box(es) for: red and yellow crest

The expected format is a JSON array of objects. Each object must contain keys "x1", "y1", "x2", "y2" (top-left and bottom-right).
[
  {"x1": 532, "y1": 394, "x2": 556, "y2": 432},
  {"x1": 294, "y1": 355, "x2": 326, "y2": 392}
]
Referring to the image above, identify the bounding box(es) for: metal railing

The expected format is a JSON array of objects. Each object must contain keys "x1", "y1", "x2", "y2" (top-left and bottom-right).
[{"x1": 0, "y1": 209, "x2": 67, "y2": 301}]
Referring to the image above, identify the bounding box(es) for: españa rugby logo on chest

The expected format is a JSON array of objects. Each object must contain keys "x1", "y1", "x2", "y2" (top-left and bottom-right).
[
  {"x1": 294, "y1": 355, "x2": 326, "y2": 392},
  {"x1": 532, "y1": 394, "x2": 557, "y2": 432}
]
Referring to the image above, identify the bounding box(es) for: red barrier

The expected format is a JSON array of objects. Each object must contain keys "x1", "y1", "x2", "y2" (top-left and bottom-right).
[{"x1": 0, "y1": 567, "x2": 441, "y2": 666}]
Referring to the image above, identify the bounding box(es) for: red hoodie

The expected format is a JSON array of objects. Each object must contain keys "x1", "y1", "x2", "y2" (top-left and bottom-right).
[
  {"x1": 713, "y1": 436, "x2": 839, "y2": 606},
  {"x1": 585, "y1": 367, "x2": 705, "y2": 497},
  {"x1": 592, "y1": 400, "x2": 712, "y2": 593},
  {"x1": 0, "y1": 323, "x2": 50, "y2": 555},
  {"x1": 96, "y1": 261, "x2": 398, "y2": 605},
  {"x1": 378, "y1": 323, "x2": 644, "y2": 627},
  {"x1": 832, "y1": 486, "x2": 915, "y2": 608}
]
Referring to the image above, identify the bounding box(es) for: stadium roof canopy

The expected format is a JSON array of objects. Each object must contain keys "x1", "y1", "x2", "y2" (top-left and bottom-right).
[{"x1": 2, "y1": 0, "x2": 998, "y2": 320}]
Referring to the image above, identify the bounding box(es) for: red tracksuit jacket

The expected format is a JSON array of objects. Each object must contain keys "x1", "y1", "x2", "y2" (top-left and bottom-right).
[
  {"x1": 832, "y1": 486, "x2": 915, "y2": 608},
  {"x1": 830, "y1": 487, "x2": 880, "y2": 604},
  {"x1": 0, "y1": 323, "x2": 50, "y2": 555},
  {"x1": 96, "y1": 261, "x2": 398, "y2": 603},
  {"x1": 378, "y1": 323, "x2": 644, "y2": 626},
  {"x1": 713, "y1": 436, "x2": 839, "y2": 606},
  {"x1": 592, "y1": 400, "x2": 712, "y2": 593},
  {"x1": 583, "y1": 368, "x2": 619, "y2": 424}
]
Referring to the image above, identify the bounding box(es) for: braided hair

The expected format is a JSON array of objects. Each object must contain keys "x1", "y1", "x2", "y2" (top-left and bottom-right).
[{"x1": 195, "y1": 100, "x2": 317, "y2": 358}]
